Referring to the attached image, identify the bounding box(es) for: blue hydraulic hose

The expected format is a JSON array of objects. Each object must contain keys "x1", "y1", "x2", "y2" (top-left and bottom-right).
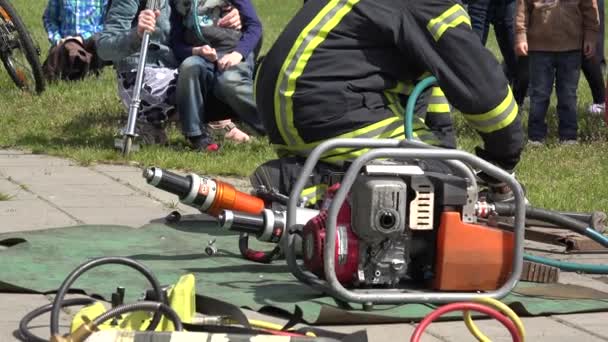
[
  {"x1": 524, "y1": 227, "x2": 608, "y2": 274},
  {"x1": 404, "y1": 76, "x2": 437, "y2": 140},
  {"x1": 524, "y1": 254, "x2": 608, "y2": 274}
]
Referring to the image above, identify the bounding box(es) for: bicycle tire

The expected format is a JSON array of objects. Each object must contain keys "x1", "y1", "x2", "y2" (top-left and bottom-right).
[{"x1": 0, "y1": 0, "x2": 45, "y2": 93}]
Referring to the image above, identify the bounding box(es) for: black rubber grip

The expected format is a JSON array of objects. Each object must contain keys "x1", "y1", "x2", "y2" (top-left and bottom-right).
[
  {"x1": 156, "y1": 170, "x2": 192, "y2": 198},
  {"x1": 228, "y1": 212, "x2": 266, "y2": 236}
]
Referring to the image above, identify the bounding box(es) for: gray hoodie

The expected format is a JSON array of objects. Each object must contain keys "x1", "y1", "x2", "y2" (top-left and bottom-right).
[{"x1": 96, "y1": 0, "x2": 178, "y2": 72}]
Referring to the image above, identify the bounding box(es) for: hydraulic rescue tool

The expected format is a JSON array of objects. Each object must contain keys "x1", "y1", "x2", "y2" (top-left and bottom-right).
[
  {"x1": 116, "y1": 0, "x2": 161, "y2": 156},
  {"x1": 143, "y1": 167, "x2": 265, "y2": 217},
  {"x1": 143, "y1": 166, "x2": 317, "y2": 262}
]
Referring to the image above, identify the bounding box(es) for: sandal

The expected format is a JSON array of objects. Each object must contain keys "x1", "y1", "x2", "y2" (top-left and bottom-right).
[{"x1": 208, "y1": 119, "x2": 251, "y2": 143}]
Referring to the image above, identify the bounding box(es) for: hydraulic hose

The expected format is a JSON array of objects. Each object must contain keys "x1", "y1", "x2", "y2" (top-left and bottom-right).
[
  {"x1": 493, "y1": 203, "x2": 608, "y2": 248},
  {"x1": 523, "y1": 254, "x2": 608, "y2": 274},
  {"x1": 238, "y1": 232, "x2": 281, "y2": 263},
  {"x1": 50, "y1": 257, "x2": 166, "y2": 338},
  {"x1": 495, "y1": 203, "x2": 588, "y2": 235},
  {"x1": 405, "y1": 76, "x2": 437, "y2": 140},
  {"x1": 91, "y1": 301, "x2": 183, "y2": 331},
  {"x1": 463, "y1": 297, "x2": 526, "y2": 342},
  {"x1": 19, "y1": 298, "x2": 96, "y2": 342},
  {"x1": 410, "y1": 302, "x2": 522, "y2": 342},
  {"x1": 493, "y1": 203, "x2": 608, "y2": 273}
]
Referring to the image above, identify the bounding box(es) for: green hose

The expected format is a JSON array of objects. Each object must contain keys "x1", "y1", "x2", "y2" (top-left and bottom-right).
[
  {"x1": 403, "y1": 77, "x2": 608, "y2": 274},
  {"x1": 524, "y1": 254, "x2": 608, "y2": 274},
  {"x1": 404, "y1": 76, "x2": 437, "y2": 140}
]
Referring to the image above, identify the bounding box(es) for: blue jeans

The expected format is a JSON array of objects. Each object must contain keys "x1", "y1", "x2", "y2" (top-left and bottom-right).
[
  {"x1": 177, "y1": 56, "x2": 216, "y2": 138},
  {"x1": 528, "y1": 51, "x2": 581, "y2": 141},
  {"x1": 469, "y1": 0, "x2": 525, "y2": 103},
  {"x1": 177, "y1": 53, "x2": 265, "y2": 138},
  {"x1": 214, "y1": 53, "x2": 265, "y2": 134}
]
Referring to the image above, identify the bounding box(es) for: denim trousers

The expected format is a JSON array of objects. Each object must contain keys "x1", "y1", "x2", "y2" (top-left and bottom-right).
[
  {"x1": 528, "y1": 51, "x2": 581, "y2": 141},
  {"x1": 581, "y1": 0, "x2": 606, "y2": 104},
  {"x1": 468, "y1": 0, "x2": 527, "y2": 104},
  {"x1": 177, "y1": 53, "x2": 265, "y2": 138}
]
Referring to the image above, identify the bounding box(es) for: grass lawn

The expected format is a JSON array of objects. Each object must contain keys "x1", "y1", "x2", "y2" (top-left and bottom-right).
[{"x1": 1, "y1": 0, "x2": 607, "y2": 213}]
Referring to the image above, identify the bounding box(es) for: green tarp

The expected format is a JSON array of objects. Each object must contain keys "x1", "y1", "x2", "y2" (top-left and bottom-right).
[{"x1": 1, "y1": 222, "x2": 608, "y2": 324}]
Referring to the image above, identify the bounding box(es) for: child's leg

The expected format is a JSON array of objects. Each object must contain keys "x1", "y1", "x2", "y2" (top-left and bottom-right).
[
  {"x1": 176, "y1": 56, "x2": 217, "y2": 148},
  {"x1": 527, "y1": 52, "x2": 555, "y2": 142},
  {"x1": 214, "y1": 53, "x2": 266, "y2": 134},
  {"x1": 555, "y1": 51, "x2": 581, "y2": 142}
]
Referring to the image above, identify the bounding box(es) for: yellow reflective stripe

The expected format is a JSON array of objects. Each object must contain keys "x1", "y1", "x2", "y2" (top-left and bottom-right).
[
  {"x1": 427, "y1": 4, "x2": 471, "y2": 41},
  {"x1": 427, "y1": 104, "x2": 451, "y2": 113},
  {"x1": 387, "y1": 81, "x2": 414, "y2": 95},
  {"x1": 300, "y1": 184, "x2": 328, "y2": 205},
  {"x1": 274, "y1": 0, "x2": 360, "y2": 146},
  {"x1": 322, "y1": 125, "x2": 405, "y2": 163},
  {"x1": 388, "y1": 82, "x2": 405, "y2": 93},
  {"x1": 384, "y1": 91, "x2": 406, "y2": 117},
  {"x1": 463, "y1": 87, "x2": 518, "y2": 133},
  {"x1": 426, "y1": 87, "x2": 450, "y2": 113},
  {"x1": 431, "y1": 87, "x2": 445, "y2": 97},
  {"x1": 273, "y1": 3, "x2": 335, "y2": 145},
  {"x1": 275, "y1": 116, "x2": 402, "y2": 152}
]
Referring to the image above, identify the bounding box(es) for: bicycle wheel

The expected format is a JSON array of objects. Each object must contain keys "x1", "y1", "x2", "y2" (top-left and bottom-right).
[{"x1": 0, "y1": 0, "x2": 44, "y2": 93}]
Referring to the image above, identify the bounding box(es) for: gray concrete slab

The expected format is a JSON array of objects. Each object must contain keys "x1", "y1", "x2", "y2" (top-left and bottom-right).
[
  {"x1": 0, "y1": 165, "x2": 120, "y2": 186},
  {"x1": 1, "y1": 293, "x2": 94, "y2": 342},
  {"x1": 0, "y1": 199, "x2": 78, "y2": 232},
  {"x1": 0, "y1": 153, "x2": 74, "y2": 167},
  {"x1": 552, "y1": 313, "x2": 608, "y2": 339},
  {"x1": 0, "y1": 179, "x2": 37, "y2": 201}
]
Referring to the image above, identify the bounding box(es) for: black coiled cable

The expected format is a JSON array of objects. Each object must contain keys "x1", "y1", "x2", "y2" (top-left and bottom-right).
[
  {"x1": 19, "y1": 298, "x2": 96, "y2": 342},
  {"x1": 49, "y1": 257, "x2": 167, "y2": 337}
]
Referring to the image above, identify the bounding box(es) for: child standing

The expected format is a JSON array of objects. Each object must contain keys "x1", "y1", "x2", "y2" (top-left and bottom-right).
[
  {"x1": 171, "y1": 0, "x2": 265, "y2": 151},
  {"x1": 515, "y1": 0, "x2": 599, "y2": 145}
]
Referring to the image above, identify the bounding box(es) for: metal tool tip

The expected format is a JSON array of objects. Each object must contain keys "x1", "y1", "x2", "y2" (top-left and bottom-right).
[{"x1": 142, "y1": 168, "x2": 154, "y2": 180}]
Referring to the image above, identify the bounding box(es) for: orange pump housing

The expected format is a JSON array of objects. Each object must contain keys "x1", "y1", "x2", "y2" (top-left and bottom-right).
[{"x1": 433, "y1": 211, "x2": 514, "y2": 291}]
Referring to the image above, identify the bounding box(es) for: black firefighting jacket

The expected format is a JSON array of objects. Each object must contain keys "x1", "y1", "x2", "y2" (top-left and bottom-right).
[{"x1": 255, "y1": 0, "x2": 524, "y2": 170}]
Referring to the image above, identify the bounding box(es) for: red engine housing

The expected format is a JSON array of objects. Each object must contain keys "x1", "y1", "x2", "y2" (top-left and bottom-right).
[{"x1": 302, "y1": 199, "x2": 359, "y2": 285}]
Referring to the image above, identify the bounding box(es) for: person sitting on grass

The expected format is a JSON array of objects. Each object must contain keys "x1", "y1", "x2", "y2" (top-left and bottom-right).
[
  {"x1": 96, "y1": 0, "x2": 243, "y2": 149},
  {"x1": 170, "y1": 0, "x2": 266, "y2": 149},
  {"x1": 42, "y1": 0, "x2": 108, "y2": 80},
  {"x1": 515, "y1": 0, "x2": 599, "y2": 146}
]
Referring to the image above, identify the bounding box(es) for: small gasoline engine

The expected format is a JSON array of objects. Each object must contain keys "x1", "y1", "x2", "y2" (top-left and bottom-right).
[{"x1": 284, "y1": 161, "x2": 516, "y2": 293}]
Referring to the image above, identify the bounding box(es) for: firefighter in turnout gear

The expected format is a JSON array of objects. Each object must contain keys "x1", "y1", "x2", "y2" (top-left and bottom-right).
[{"x1": 251, "y1": 0, "x2": 524, "y2": 203}]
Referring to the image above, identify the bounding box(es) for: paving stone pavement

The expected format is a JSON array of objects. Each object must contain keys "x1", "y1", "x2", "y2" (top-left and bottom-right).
[{"x1": 1, "y1": 149, "x2": 607, "y2": 342}]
